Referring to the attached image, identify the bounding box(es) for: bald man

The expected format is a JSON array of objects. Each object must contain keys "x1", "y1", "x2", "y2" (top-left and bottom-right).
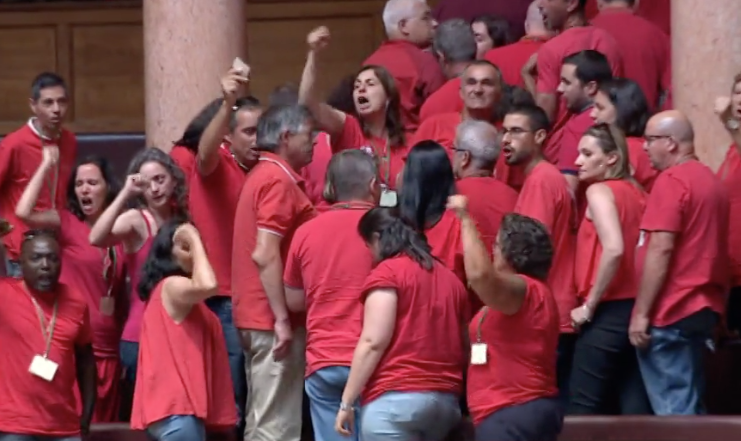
[
  {"x1": 630, "y1": 110, "x2": 730, "y2": 415},
  {"x1": 484, "y1": 1, "x2": 554, "y2": 88}
]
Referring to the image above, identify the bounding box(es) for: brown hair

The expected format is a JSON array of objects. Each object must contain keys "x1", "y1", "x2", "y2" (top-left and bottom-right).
[
  {"x1": 355, "y1": 65, "x2": 405, "y2": 147},
  {"x1": 582, "y1": 123, "x2": 633, "y2": 181},
  {"x1": 732, "y1": 72, "x2": 741, "y2": 91}
]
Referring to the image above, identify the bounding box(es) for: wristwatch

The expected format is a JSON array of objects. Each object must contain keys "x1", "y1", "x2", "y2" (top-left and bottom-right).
[
  {"x1": 726, "y1": 118, "x2": 740, "y2": 131},
  {"x1": 339, "y1": 402, "x2": 354, "y2": 411}
]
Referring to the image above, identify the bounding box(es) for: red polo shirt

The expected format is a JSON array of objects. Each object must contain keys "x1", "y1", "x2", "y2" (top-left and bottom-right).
[
  {"x1": 284, "y1": 201, "x2": 374, "y2": 377},
  {"x1": 0, "y1": 121, "x2": 77, "y2": 259},
  {"x1": 586, "y1": 0, "x2": 671, "y2": 36},
  {"x1": 718, "y1": 146, "x2": 741, "y2": 286},
  {"x1": 300, "y1": 132, "x2": 333, "y2": 207},
  {"x1": 485, "y1": 36, "x2": 548, "y2": 88},
  {"x1": 170, "y1": 145, "x2": 196, "y2": 186},
  {"x1": 0, "y1": 280, "x2": 91, "y2": 437},
  {"x1": 231, "y1": 152, "x2": 317, "y2": 330},
  {"x1": 591, "y1": 7, "x2": 671, "y2": 110},
  {"x1": 456, "y1": 176, "x2": 518, "y2": 253},
  {"x1": 364, "y1": 40, "x2": 446, "y2": 133},
  {"x1": 419, "y1": 77, "x2": 464, "y2": 123},
  {"x1": 637, "y1": 160, "x2": 729, "y2": 327}
]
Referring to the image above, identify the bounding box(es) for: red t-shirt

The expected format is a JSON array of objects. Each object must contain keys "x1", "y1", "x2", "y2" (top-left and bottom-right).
[
  {"x1": 545, "y1": 106, "x2": 594, "y2": 171},
  {"x1": 575, "y1": 180, "x2": 646, "y2": 302},
  {"x1": 169, "y1": 145, "x2": 196, "y2": 186},
  {"x1": 364, "y1": 40, "x2": 446, "y2": 133},
  {"x1": 419, "y1": 77, "x2": 464, "y2": 123},
  {"x1": 411, "y1": 112, "x2": 461, "y2": 158},
  {"x1": 331, "y1": 115, "x2": 409, "y2": 190},
  {"x1": 300, "y1": 132, "x2": 333, "y2": 207},
  {"x1": 467, "y1": 276, "x2": 559, "y2": 426},
  {"x1": 59, "y1": 211, "x2": 126, "y2": 358},
  {"x1": 718, "y1": 145, "x2": 741, "y2": 286},
  {"x1": 360, "y1": 255, "x2": 469, "y2": 404},
  {"x1": 0, "y1": 122, "x2": 77, "y2": 259},
  {"x1": 0, "y1": 280, "x2": 92, "y2": 436},
  {"x1": 131, "y1": 281, "x2": 237, "y2": 430},
  {"x1": 626, "y1": 137, "x2": 658, "y2": 192},
  {"x1": 637, "y1": 160, "x2": 730, "y2": 327},
  {"x1": 485, "y1": 36, "x2": 548, "y2": 88},
  {"x1": 586, "y1": 0, "x2": 671, "y2": 36},
  {"x1": 284, "y1": 201, "x2": 374, "y2": 377},
  {"x1": 456, "y1": 176, "x2": 518, "y2": 253},
  {"x1": 537, "y1": 26, "x2": 623, "y2": 122},
  {"x1": 591, "y1": 8, "x2": 670, "y2": 110},
  {"x1": 514, "y1": 161, "x2": 577, "y2": 332},
  {"x1": 232, "y1": 152, "x2": 317, "y2": 330},
  {"x1": 189, "y1": 148, "x2": 246, "y2": 296}
]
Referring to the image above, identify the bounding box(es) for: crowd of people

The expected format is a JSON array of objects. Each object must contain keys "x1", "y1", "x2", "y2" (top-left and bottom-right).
[{"x1": 0, "y1": 0, "x2": 737, "y2": 441}]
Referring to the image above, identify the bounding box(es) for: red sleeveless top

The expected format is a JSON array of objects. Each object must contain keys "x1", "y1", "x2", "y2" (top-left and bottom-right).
[
  {"x1": 121, "y1": 210, "x2": 154, "y2": 342},
  {"x1": 130, "y1": 280, "x2": 237, "y2": 430}
]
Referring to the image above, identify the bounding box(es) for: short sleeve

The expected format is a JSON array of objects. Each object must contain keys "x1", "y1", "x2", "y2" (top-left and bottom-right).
[
  {"x1": 516, "y1": 176, "x2": 558, "y2": 233},
  {"x1": 331, "y1": 114, "x2": 367, "y2": 153},
  {"x1": 360, "y1": 261, "x2": 398, "y2": 303},
  {"x1": 76, "y1": 303, "x2": 93, "y2": 346},
  {"x1": 255, "y1": 178, "x2": 298, "y2": 237},
  {"x1": 283, "y1": 227, "x2": 305, "y2": 289},
  {"x1": 536, "y1": 44, "x2": 559, "y2": 94},
  {"x1": 640, "y1": 172, "x2": 685, "y2": 233}
]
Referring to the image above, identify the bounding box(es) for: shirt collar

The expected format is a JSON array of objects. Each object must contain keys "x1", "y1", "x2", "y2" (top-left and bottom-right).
[
  {"x1": 27, "y1": 118, "x2": 55, "y2": 141},
  {"x1": 258, "y1": 152, "x2": 305, "y2": 186}
]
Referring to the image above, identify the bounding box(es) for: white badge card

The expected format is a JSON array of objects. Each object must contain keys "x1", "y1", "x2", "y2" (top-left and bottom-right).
[
  {"x1": 29, "y1": 355, "x2": 58, "y2": 382},
  {"x1": 380, "y1": 189, "x2": 398, "y2": 208},
  {"x1": 99, "y1": 297, "x2": 115, "y2": 316},
  {"x1": 470, "y1": 343, "x2": 488, "y2": 365}
]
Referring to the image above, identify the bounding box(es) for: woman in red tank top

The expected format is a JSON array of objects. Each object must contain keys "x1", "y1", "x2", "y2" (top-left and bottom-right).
[
  {"x1": 15, "y1": 149, "x2": 126, "y2": 422},
  {"x1": 569, "y1": 124, "x2": 652, "y2": 414},
  {"x1": 89, "y1": 147, "x2": 189, "y2": 419},
  {"x1": 590, "y1": 78, "x2": 658, "y2": 191},
  {"x1": 131, "y1": 219, "x2": 236, "y2": 440}
]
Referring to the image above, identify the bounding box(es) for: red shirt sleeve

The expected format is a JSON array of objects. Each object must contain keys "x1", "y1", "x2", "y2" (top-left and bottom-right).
[
  {"x1": 255, "y1": 178, "x2": 300, "y2": 237},
  {"x1": 283, "y1": 229, "x2": 305, "y2": 289},
  {"x1": 640, "y1": 172, "x2": 685, "y2": 233},
  {"x1": 76, "y1": 303, "x2": 93, "y2": 346},
  {"x1": 331, "y1": 114, "x2": 367, "y2": 153},
  {"x1": 360, "y1": 260, "x2": 397, "y2": 302},
  {"x1": 536, "y1": 44, "x2": 559, "y2": 94}
]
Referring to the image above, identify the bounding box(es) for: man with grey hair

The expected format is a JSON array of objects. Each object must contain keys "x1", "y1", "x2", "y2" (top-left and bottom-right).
[
  {"x1": 364, "y1": 0, "x2": 445, "y2": 132},
  {"x1": 284, "y1": 149, "x2": 380, "y2": 441},
  {"x1": 433, "y1": 18, "x2": 477, "y2": 79},
  {"x1": 232, "y1": 103, "x2": 318, "y2": 441},
  {"x1": 452, "y1": 119, "x2": 517, "y2": 253}
]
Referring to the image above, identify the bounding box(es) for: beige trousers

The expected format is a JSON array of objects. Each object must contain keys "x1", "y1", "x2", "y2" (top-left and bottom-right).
[{"x1": 240, "y1": 327, "x2": 306, "y2": 441}]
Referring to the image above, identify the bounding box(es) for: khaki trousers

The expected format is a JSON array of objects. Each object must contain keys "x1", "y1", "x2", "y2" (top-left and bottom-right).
[{"x1": 240, "y1": 327, "x2": 306, "y2": 441}]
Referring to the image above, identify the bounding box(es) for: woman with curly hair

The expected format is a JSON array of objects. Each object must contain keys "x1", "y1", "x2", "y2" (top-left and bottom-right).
[
  {"x1": 449, "y1": 195, "x2": 562, "y2": 441},
  {"x1": 89, "y1": 147, "x2": 189, "y2": 417}
]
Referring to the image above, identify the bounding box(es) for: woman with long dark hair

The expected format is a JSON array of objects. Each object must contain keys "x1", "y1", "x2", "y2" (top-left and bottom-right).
[
  {"x1": 131, "y1": 219, "x2": 235, "y2": 440},
  {"x1": 568, "y1": 124, "x2": 651, "y2": 415},
  {"x1": 15, "y1": 148, "x2": 126, "y2": 422},
  {"x1": 334, "y1": 207, "x2": 468, "y2": 441},
  {"x1": 89, "y1": 147, "x2": 189, "y2": 417},
  {"x1": 591, "y1": 78, "x2": 657, "y2": 191},
  {"x1": 299, "y1": 27, "x2": 408, "y2": 200},
  {"x1": 449, "y1": 195, "x2": 562, "y2": 441}
]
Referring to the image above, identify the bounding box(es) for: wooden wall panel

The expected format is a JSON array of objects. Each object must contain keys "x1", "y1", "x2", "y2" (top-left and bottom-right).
[{"x1": 0, "y1": 0, "x2": 386, "y2": 135}]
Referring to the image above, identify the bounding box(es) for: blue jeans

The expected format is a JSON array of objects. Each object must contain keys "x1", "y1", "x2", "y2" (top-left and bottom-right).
[
  {"x1": 0, "y1": 435, "x2": 79, "y2": 441},
  {"x1": 206, "y1": 296, "x2": 246, "y2": 425},
  {"x1": 361, "y1": 391, "x2": 461, "y2": 441},
  {"x1": 305, "y1": 366, "x2": 359, "y2": 441},
  {"x1": 636, "y1": 310, "x2": 716, "y2": 415},
  {"x1": 147, "y1": 415, "x2": 205, "y2": 441},
  {"x1": 119, "y1": 340, "x2": 139, "y2": 383},
  {"x1": 4, "y1": 259, "x2": 21, "y2": 279}
]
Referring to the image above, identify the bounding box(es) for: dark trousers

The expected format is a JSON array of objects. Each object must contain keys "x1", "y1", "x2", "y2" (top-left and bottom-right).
[
  {"x1": 726, "y1": 286, "x2": 741, "y2": 334},
  {"x1": 475, "y1": 397, "x2": 563, "y2": 441},
  {"x1": 556, "y1": 333, "x2": 576, "y2": 405},
  {"x1": 568, "y1": 299, "x2": 652, "y2": 415}
]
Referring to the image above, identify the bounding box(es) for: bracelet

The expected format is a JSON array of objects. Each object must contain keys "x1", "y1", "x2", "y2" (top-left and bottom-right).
[{"x1": 339, "y1": 402, "x2": 354, "y2": 411}]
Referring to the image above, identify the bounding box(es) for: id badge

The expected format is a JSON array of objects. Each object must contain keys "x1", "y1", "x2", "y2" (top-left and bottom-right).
[
  {"x1": 380, "y1": 189, "x2": 398, "y2": 207},
  {"x1": 470, "y1": 343, "x2": 488, "y2": 365},
  {"x1": 29, "y1": 355, "x2": 58, "y2": 382},
  {"x1": 99, "y1": 297, "x2": 115, "y2": 316}
]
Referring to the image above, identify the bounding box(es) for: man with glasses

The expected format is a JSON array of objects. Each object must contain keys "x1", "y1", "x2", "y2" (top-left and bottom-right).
[
  {"x1": 0, "y1": 229, "x2": 96, "y2": 440},
  {"x1": 502, "y1": 104, "x2": 578, "y2": 403},
  {"x1": 630, "y1": 110, "x2": 730, "y2": 415}
]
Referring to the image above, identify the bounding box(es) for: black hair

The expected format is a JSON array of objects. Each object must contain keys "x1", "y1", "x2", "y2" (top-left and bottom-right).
[
  {"x1": 21, "y1": 228, "x2": 59, "y2": 253},
  {"x1": 398, "y1": 141, "x2": 456, "y2": 231},
  {"x1": 498, "y1": 213, "x2": 553, "y2": 281},
  {"x1": 495, "y1": 84, "x2": 536, "y2": 122},
  {"x1": 66, "y1": 156, "x2": 121, "y2": 222},
  {"x1": 506, "y1": 104, "x2": 551, "y2": 133},
  {"x1": 31, "y1": 72, "x2": 67, "y2": 101},
  {"x1": 471, "y1": 15, "x2": 512, "y2": 48},
  {"x1": 358, "y1": 207, "x2": 435, "y2": 270},
  {"x1": 597, "y1": 78, "x2": 650, "y2": 137},
  {"x1": 601, "y1": 0, "x2": 635, "y2": 5},
  {"x1": 137, "y1": 218, "x2": 189, "y2": 301},
  {"x1": 577, "y1": 0, "x2": 589, "y2": 12},
  {"x1": 172, "y1": 98, "x2": 224, "y2": 152},
  {"x1": 562, "y1": 50, "x2": 614, "y2": 86},
  {"x1": 126, "y1": 147, "x2": 189, "y2": 219},
  {"x1": 228, "y1": 96, "x2": 262, "y2": 132}
]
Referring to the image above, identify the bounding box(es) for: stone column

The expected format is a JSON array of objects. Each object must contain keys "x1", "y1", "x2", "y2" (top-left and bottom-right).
[
  {"x1": 144, "y1": 0, "x2": 246, "y2": 152},
  {"x1": 672, "y1": 0, "x2": 741, "y2": 170}
]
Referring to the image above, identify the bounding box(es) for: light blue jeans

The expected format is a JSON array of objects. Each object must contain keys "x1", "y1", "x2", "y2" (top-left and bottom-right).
[
  {"x1": 304, "y1": 366, "x2": 359, "y2": 441},
  {"x1": 4, "y1": 259, "x2": 21, "y2": 279},
  {"x1": 361, "y1": 391, "x2": 461, "y2": 441},
  {"x1": 147, "y1": 415, "x2": 205, "y2": 441},
  {"x1": 0, "y1": 434, "x2": 79, "y2": 441}
]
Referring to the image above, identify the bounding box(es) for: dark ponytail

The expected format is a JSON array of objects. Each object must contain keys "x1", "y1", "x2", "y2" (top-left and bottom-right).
[{"x1": 358, "y1": 207, "x2": 435, "y2": 270}]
